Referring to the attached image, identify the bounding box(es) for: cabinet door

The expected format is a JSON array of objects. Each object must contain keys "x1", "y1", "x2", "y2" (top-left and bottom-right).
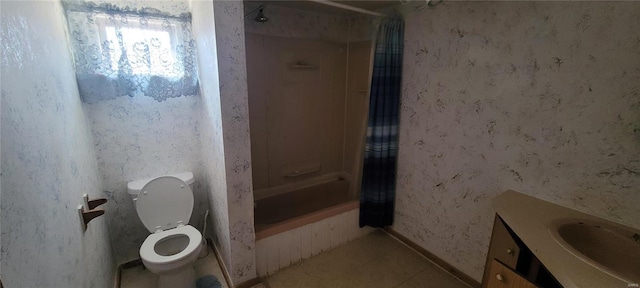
[
  {"x1": 487, "y1": 259, "x2": 538, "y2": 288},
  {"x1": 483, "y1": 215, "x2": 521, "y2": 287}
]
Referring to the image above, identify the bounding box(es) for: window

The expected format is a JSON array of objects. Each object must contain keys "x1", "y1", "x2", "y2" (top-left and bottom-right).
[
  {"x1": 63, "y1": 3, "x2": 198, "y2": 103},
  {"x1": 104, "y1": 26, "x2": 181, "y2": 78}
]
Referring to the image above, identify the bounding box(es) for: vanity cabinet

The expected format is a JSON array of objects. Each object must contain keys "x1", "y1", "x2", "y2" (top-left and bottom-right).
[
  {"x1": 486, "y1": 260, "x2": 537, "y2": 288},
  {"x1": 482, "y1": 215, "x2": 562, "y2": 288}
]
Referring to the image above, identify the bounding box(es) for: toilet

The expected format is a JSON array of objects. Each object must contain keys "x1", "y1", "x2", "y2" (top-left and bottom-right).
[{"x1": 127, "y1": 172, "x2": 202, "y2": 288}]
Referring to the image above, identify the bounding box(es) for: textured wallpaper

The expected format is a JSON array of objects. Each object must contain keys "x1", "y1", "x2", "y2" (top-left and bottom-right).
[
  {"x1": 394, "y1": 1, "x2": 640, "y2": 281},
  {"x1": 190, "y1": 0, "x2": 234, "y2": 282},
  {"x1": 84, "y1": 95, "x2": 207, "y2": 264},
  {"x1": 213, "y1": 1, "x2": 257, "y2": 284},
  {"x1": 1, "y1": 1, "x2": 114, "y2": 286},
  {"x1": 192, "y1": 0, "x2": 258, "y2": 285}
]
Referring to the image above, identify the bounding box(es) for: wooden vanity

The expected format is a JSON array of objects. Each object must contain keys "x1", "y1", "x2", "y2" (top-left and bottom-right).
[{"x1": 482, "y1": 215, "x2": 561, "y2": 288}]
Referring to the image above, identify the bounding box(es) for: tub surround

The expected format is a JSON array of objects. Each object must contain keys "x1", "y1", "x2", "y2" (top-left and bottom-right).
[
  {"x1": 493, "y1": 190, "x2": 639, "y2": 287},
  {"x1": 245, "y1": 5, "x2": 374, "y2": 192},
  {"x1": 244, "y1": 4, "x2": 349, "y2": 42},
  {"x1": 1, "y1": 1, "x2": 114, "y2": 286},
  {"x1": 256, "y1": 201, "x2": 360, "y2": 241},
  {"x1": 245, "y1": 33, "x2": 348, "y2": 189},
  {"x1": 394, "y1": 1, "x2": 640, "y2": 282},
  {"x1": 254, "y1": 179, "x2": 357, "y2": 239},
  {"x1": 255, "y1": 180, "x2": 351, "y2": 226},
  {"x1": 244, "y1": 4, "x2": 374, "y2": 43},
  {"x1": 244, "y1": 5, "x2": 376, "y2": 281}
]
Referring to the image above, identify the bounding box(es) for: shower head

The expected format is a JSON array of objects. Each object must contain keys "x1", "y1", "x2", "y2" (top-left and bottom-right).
[
  {"x1": 254, "y1": 7, "x2": 268, "y2": 22},
  {"x1": 244, "y1": 5, "x2": 268, "y2": 22}
]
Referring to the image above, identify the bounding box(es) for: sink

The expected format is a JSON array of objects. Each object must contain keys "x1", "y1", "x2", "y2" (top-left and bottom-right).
[{"x1": 550, "y1": 218, "x2": 640, "y2": 283}]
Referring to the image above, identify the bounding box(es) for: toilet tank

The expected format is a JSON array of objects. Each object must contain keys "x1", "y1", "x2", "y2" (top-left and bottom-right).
[{"x1": 127, "y1": 172, "x2": 195, "y2": 199}]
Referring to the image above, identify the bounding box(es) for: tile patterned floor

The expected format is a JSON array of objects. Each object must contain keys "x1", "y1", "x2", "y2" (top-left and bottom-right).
[
  {"x1": 264, "y1": 230, "x2": 470, "y2": 288},
  {"x1": 120, "y1": 245, "x2": 228, "y2": 288}
]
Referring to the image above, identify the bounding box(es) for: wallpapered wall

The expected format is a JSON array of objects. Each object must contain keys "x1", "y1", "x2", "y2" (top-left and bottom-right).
[
  {"x1": 211, "y1": 1, "x2": 257, "y2": 284},
  {"x1": 193, "y1": 0, "x2": 257, "y2": 284},
  {"x1": 190, "y1": 0, "x2": 235, "y2": 283},
  {"x1": 78, "y1": 0, "x2": 209, "y2": 265},
  {"x1": 84, "y1": 95, "x2": 207, "y2": 264},
  {"x1": 1, "y1": 1, "x2": 114, "y2": 286},
  {"x1": 394, "y1": 1, "x2": 640, "y2": 281}
]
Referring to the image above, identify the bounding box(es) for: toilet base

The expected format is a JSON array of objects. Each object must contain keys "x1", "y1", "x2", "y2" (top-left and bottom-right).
[{"x1": 157, "y1": 266, "x2": 196, "y2": 288}]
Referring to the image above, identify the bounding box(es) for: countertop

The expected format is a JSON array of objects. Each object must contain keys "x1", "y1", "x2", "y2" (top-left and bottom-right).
[{"x1": 493, "y1": 190, "x2": 638, "y2": 288}]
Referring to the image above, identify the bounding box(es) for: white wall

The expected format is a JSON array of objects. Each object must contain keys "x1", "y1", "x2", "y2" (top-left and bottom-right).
[
  {"x1": 0, "y1": 1, "x2": 114, "y2": 286},
  {"x1": 394, "y1": 1, "x2": 640, "y2": 282},
  {"x1": 192, "y1": 0, "x2": 257, "y2": 285}
]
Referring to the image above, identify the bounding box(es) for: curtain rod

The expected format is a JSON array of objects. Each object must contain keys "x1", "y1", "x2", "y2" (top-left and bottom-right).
[
  {"x1": 62, "y1": 2, "x2": 192, "y2": 21},
  {"x1": 307, "y1": 0, "x2": 387, "y2": 17}
]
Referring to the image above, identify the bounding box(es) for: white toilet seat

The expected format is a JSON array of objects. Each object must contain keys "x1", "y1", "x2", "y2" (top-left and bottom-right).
[
  {"x1": 140, "y1": 225, "x2": 202, "y2": 265},
  {"x1": 135, "y1": 176, "x2": 194, "y2": 233}
]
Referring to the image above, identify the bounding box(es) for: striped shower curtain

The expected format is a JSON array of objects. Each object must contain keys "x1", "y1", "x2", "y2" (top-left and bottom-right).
[{"x1": 359, "y1": 20, "x2": 404, "y2": 228}]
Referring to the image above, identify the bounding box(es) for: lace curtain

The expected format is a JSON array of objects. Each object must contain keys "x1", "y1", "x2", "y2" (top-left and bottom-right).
[{"x1": 63, "y1": 2, "x2": 198, "y2": 103}]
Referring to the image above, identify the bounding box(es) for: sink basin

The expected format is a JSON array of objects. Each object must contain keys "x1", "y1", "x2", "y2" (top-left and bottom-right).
[{"x1": 550, "y1": 218, "x2": 640, "y2": 283}]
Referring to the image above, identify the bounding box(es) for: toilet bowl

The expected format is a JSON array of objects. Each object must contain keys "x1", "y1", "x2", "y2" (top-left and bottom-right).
[{"x1": 128, "y1": 172, "x2": 202, "y2": 288}]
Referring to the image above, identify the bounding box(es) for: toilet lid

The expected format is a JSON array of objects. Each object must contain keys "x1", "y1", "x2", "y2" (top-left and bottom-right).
[{"x1": 135, "y1": 176, "x2": 194, "y2": 233}]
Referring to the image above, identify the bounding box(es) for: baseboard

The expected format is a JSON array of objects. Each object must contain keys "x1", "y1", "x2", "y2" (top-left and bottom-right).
[
  {"x1": 208, "y1": 239, "x2": 263, "y2": 288},
  {"x1": 208, "y1": 239, "x2": 234, "y2": 287},
  {"x1": 234, "y1": 277, "x2": 262, "y2": 288},
  {"x1": 114, "y1": 258, "x2": 142, "y2": 288},
  {"x1": 383, "y1": 228, "x2": 481, "y2": 288},
  {"x1": 113, "y1": 264, "x2": 121, "y2": 288}
]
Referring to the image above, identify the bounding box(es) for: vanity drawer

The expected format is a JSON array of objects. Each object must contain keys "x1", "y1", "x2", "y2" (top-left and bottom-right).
[
  {"x1": 483, "y1": 216, "x2": 522, "y2": 287},
  {"x1": 487, "y1": 259, "x2": 538, "y2": 288}
]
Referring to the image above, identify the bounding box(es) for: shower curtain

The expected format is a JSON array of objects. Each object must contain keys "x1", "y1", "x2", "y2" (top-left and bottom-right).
[{"x1": 359, "y1": 20, "x2": 404, "y2": 228}]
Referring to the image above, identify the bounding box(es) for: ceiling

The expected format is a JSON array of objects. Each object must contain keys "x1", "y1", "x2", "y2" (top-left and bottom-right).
[{"x1": 244, "y1": 0, "x2": 400, "y2": 17}]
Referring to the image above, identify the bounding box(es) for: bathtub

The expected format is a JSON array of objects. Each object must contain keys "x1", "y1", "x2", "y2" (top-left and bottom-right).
[
  {"x1": 253, "y1": 179, "x2": 373, "y2": 276},
  {"x1": 254, "y1": 179, "x2": 359, "y2": 239}
]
